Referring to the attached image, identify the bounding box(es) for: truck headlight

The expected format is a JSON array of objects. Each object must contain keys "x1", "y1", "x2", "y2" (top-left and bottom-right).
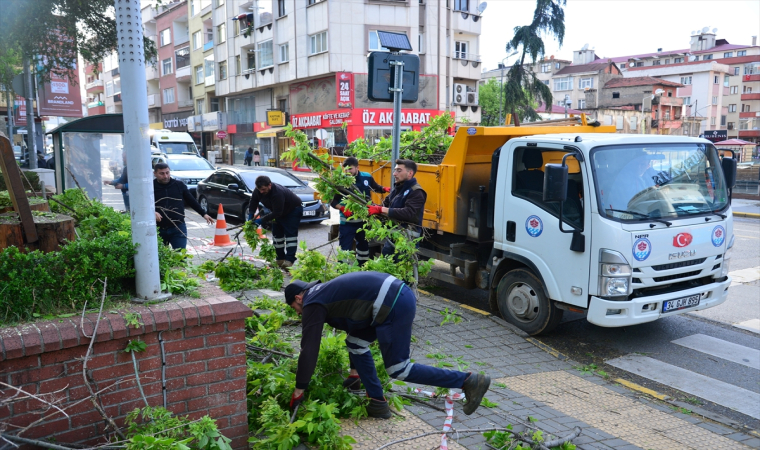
[
  {"x1": 720, "y1": 235, "x2": 735, "y2": 278},
  {"x1": 599, "y1": 249, "x2": 632, "y2": 299}
]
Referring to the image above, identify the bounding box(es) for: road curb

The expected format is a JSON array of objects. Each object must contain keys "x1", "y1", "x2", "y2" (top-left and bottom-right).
[
  {"x1": 525, "y1": 337, "x2": 570, "y2": 361},
  {"x1": 613, "y1": 378, "x2": 670, "y2": 400},
  {"x1": 733, "y1": 211, "x2": 760, "y2": 219}
]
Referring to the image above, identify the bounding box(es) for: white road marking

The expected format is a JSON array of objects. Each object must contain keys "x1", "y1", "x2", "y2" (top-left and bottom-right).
[
  {"x1": 735, "y1": 319, "x2": 760, "y2": 335},
  {"x1": 607, "y1": 354, "x2": 760, "y2": 419},
  {"x1": 728, "y1": 266, "x2": 760, "y2": 286},
  {"x1": 672, "y1": 334, "x2": 760, "y2": 370}
]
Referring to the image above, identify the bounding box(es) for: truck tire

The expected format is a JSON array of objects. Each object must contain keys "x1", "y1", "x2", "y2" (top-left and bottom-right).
[{"x1": 496, "y1": 268, "x2": 563, "y2": 335}]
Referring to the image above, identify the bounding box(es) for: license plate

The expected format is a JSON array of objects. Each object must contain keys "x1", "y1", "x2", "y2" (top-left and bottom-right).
[
  {"x1": 662, "y1": 294, "x2": 700, "y2": 313},
  {"x1": 303, "y1": 210, "x2": 316, "y2": 216}
]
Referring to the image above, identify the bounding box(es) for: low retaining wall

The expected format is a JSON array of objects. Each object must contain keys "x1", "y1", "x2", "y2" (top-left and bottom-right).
[{"x1": 0, "y1": 296, "x2": 252, "y2": 449}]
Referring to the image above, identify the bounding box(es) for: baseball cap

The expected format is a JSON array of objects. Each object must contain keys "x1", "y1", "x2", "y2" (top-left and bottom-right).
[{"x1": 284, "y1": 279, "x2": 319, "y2": 305}]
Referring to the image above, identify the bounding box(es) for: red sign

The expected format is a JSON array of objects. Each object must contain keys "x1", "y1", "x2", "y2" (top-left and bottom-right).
[
  {"x1": 216, "y1": 130, "x2": 228, "y2": 139},
  {"x1": 291, "y1": 110, "x2": 352, "y2": 129},
  {"x1": 336, "y1": 72, "x2": 354, "y2": 109},
  {"x1": 14, "y1": 96, "x2": 26, "y2": 125},
  {"x1": 673, "y1": 233, "x2": 693, "y2": 248},
  {"x1": 357, "y1": 109, "x2": 447, "y2": 126},
  {"x1": 38, "y1": 69, "x2": 83, "y2": 118}
]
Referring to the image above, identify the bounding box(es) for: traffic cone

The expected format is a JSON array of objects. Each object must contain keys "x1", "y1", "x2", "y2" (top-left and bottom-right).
[{"x1": 213, "y1": 204, "x2": 234, "y2": 247}]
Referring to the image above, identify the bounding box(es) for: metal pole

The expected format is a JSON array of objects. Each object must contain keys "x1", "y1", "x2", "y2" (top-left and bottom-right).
[
  {"x1": 390, "y1": 58, "x2": 404, "y2": 165},
  {"x1": 498, "y1": 65, "x2": 504, "y2": 126},
  {"x1": 114, "y1": 0, "x2": 167, "y2": 301},
  {"x1": 23, "y1": 56, "x2": 37, "y2": 169},
  {"x1": 5, "y1": 89, "x2": 13, "y2": 141}
]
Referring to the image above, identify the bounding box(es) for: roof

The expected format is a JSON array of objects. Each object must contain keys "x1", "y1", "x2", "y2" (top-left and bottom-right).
[
  {"x1": 592, "y1": 43, "x2": 757, "y2": 64},
  {"x1": 604, "y1": 77, "x2": 683, "y2": 88},
  {"x1": 554, "y1": 62, "x2": 615, "y2": 75},
  {"x1": 713, "y1": 139, "x2": 758, "y2": 146},
  {"x1": 536, "y1": 103, "x2": 583, "y2": 115},
  {"x1": 46, "y1": 114, "x2": 124, "y2": 135}
]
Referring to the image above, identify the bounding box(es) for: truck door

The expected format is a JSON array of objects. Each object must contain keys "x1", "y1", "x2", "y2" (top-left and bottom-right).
[{"x1": 499, "y1": 144, "x2": 591, "y2": 310}]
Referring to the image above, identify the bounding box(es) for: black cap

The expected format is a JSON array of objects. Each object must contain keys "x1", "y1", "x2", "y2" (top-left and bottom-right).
[{"x1": 284, "y1": 279, "x2": 319, "y2": 305}]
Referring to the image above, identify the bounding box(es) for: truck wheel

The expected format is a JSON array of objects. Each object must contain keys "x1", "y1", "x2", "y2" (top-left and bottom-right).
[{"x1": 496, "y1": 268, "x2": 563, "y2": 335}]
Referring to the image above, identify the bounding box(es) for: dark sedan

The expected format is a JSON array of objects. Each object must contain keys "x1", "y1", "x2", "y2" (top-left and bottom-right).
[{"x1": 196, "y1": 167, "x2": 330, "y2": 224}]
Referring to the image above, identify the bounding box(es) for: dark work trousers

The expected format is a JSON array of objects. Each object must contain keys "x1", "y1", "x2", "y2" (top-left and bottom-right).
[
  {"x1": 381, "y1": 230, "x2": 421, "y2": 258},
  {"x1": 339, "y1": 222, "x2": 370, "y2": 265},
  {"x1": 344, "y1": 286, "x2": 468, "y2": 400},
  {"x1": 271, "y1": 205, "x2": 303, "y2": 262},
  {"x1": 159, "y1": 222, "x2": 188, "y2": 249}
]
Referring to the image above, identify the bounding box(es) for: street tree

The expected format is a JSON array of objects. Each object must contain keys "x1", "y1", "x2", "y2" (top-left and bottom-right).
[
  {"x1": 478, "y1": 79, "x2": 502, "y2": 127},
  {"x1": 502, "y1": 0, "x2": 566, "y2": 125}
]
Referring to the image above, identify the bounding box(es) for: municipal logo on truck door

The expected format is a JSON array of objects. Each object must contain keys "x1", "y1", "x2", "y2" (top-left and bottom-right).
[
  {"x1": 525, "y1": 215, "x2": 543, "y2": 237},
  {"x1": 632, "y1": 238, "x2": 652, "y2": 261},
  {"x1": 711, "y1": 225, "x2": 725, "y2": 247}
]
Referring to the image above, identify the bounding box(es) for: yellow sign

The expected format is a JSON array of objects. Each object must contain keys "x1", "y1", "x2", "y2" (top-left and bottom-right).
[{"x1": 267, "y1": 110, "x2": 285, "y2": 126}]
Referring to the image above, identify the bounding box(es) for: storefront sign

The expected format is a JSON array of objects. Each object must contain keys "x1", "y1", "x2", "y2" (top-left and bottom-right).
[
  {"x1": 702, "y1": 129, "x2": 728, "y2": 143},
  {"x1": 162, "y1": 110, "x2": 194, "y2": 131},
  {"x1": 291, "y1": 110, "x2": 352, "y2": 128},
  {"x1": 188, "y1": 112, "x2": 227, "y2": 132},
  {"x1": 39, "y1": 70, "x2": 83, "y2": 117},
  {"x1": 267, "y1": 110, "x2": 286, "y2": 126},
  {"x1": 336, "y1": 72, "x2": 353, "y2": 109},
  {"x1": 187, "y1": 115, "x2": 202, "y2": 132},
  {"x1": 216, "y1": 130, "x2": 227, "y2": 139},
  {"x1": 358, "y1": 109, "x2": 436, "y2": 126},
  {"x1": 14, "y1": 96, "x2": 26, "y2": 125}
]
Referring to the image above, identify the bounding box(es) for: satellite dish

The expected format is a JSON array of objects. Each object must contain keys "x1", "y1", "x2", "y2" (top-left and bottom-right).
[
  {"x1": 581, "y1": 43, "x2": 589, "y2": 51},
  {"x1": 629, "y1": 62, "x2": 635, "y2": 67},
  {"x1": 702, "y1": 26, "x2": 709, "y2": 33},
  {"x1": 712, "y1": 28, "x2": 718, "y2": 33},
  {"x1": 478, "y1": 2, "x2": 487, "y2": 14},
  {"x1": 691, "y1": 30, "x2": 695, "y2": 35}
]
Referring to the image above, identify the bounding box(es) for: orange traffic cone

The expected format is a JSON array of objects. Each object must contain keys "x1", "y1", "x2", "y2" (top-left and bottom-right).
[{"x1": 213, "y1": 204, "x2": 234, "y2": 247}]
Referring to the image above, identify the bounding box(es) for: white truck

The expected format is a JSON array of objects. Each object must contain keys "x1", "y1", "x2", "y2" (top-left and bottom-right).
[
  {"x1": 150, "y1": 129, "x2": 201, "y2": 157},
  {"x1": 348, "y1": 123, "x2": 737, "y2": 335}
]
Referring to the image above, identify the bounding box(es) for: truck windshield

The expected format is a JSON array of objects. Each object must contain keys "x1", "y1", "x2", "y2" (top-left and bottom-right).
[
  {"x1": 592, "y1": 143, "x2": 729, "y2": 221},
  {"x1": 158, "y1": 142, "x2": 198, "y2": 155}
]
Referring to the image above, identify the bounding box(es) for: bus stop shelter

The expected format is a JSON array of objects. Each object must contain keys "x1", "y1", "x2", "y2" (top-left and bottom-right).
[{"x1": 46, "y1": 114, "x2": 124, "y2": 200}]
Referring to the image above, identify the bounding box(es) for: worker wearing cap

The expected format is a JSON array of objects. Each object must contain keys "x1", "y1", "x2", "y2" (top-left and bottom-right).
[
  {"x1": 330, "y1": 157, "x2": 389, "y2": 265},
  {"x1": 284, "y1": 272, "x2": 491, "y2": 419}
]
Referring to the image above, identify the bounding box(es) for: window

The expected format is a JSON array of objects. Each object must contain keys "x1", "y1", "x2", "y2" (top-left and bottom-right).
[
  {"x1": 163, "y1": 87, "x2": 175, "y2": 104},
  {"x1": 742, "y1": 104, "x2": 751, "y2": 112},
  {"x1": 204, "y1": 55, "x2": 215, "y2": 84},
  {"x1": 728, "y1": 104, "x2": 737, "y2": 112},
  {"x1": 555, "y1": 62, "x2": 560, "y2": 69},
  {"x1": 553, "y1": 77, "x2": 573, "y2": 91},
  {"x1": 235, "y1": 55, "x2": 241, "y2": 75},
  {"x1": 279, "y1": 98, "x2": 287, "y2": 112},
  {"x1": 279, "y1": 43, "x2": 289, "y2": 63},
  {"x1": 106, "y1": 80, "x2": 114, "y2": 96},
  {"x1": 162, "y1": 58, "x2": 173, "y2": 76},
  {"x1": 730, "y1": 86, "x2": 738, "y2": 95},
  {"x1": 724, "y1": 75, "x2": 730, "y2": 87},
  {"x1": 278, "y1": 0, "x2": 286, "y2": 16},
  {"x1": 543, "y1": 80, "x2": 549, "y2": 85},
  {"x1": 683, "y1": 96, "x2": 691, "y2": 106},
  {"x1": 113, "y1": 78, "x2": 121, "y2": 94},
  {"x1": 612, "y1": 92, "x2": 620, "y2": 99},
  {"x1": 680, "y1": 76, "x2": 692, "y2": 85},
  {"x1": 418, "y1": 33, "x2": 425, "y2": 53},
  {"x1": 579, "y1": 77, "x2": 593, "y2": 89},
  {"x1": 674, "y1": 57, "x2": 683, "y2": 63},
  {"x1": 190, "y1": 0, "x2": 197, "y2": 16},
  {"x1": 734, "y1": 67, "x2": 740, "y2": 75},
  {"x1": 369, "y1": 31, "x2": 389, "y2": 51},
  {"x1": 653, "y1": 60, "x2": 661, "y2": 66},
  {"x1": 635, "y1": 61, "x2": 644, "y2": 67},
  {"x1": 218, "y1": 61, "x2": 227, "y2": 80},
  {"x1": 233, "y1": 19, "x2": 240, "y2": 36},
  {"x1": 217, "y1": 23, "x2": 226, "y2": 44},
  {"x1": 578, "y1": 99, "x2": 586, "y2": 109},
  {"x1": 195, "y1": 65, "x2": 204, "y2": 84},
  {"x1": 744, "y1": 86, "x2": 753, "y2": 93},
  {"x1": 175, "y1": 47, "x2": 190, "y2": 69},
  {"x1": 693, "y1": 56, "x2": 699, "y2": 61},
  {"x1": 714, "y1": 75, "x2": 718, "y2": 84},
  {"x1": 453, "y1": 0, "x2": 469, "y2": 12},
  {"x1": 710, "y1": 117, "x2": 716, "y2": 126},
  {"x1": 258, "y1": 40, "x2": 274, "y2": 67},
  {"x1": 309, "y1": 31, "x2": 328, "y2": 55},
  {"x1": 196, "y1": 99, "x2": 204, "y2": 114},
  {"x1": 724, "y1": 52, "x2": 733, "y2": 58},
  {"x1": 160, "y1": 28, "x2": 171, "y2": 46},
  {"x1": 247, "y1": 53, "x2": 255, "y2": 70},
  {"x1": 541, "y1": 63, "x2": 550, "y2": 73},
  {"x1": 738, "y1": 50, "x2": 747, "y2": 56},
  {"x1": 728, "y1": 122, "x2": 735, "y2": 130},
  {"x1": 193, "y1": 31, "x2": 202, "y2": 50},
  {"x1": 703, "y1": 54, "x2": 712, "y2": 60},
  {"x1": 712, "y1": 96, "x2": 718, "y2": 104},
  {"x1": 745, "y1": 64, "x2": 756, "y2": 75},
  {"x1": 721, "y1": 115, "x2": 726, "y2": 126},
  {"x1": 665, "y1": 59, "x2": 670, "y2": 64},
  {"x1": 455, "y1": 41, "x2": 468, "y2": 59}
]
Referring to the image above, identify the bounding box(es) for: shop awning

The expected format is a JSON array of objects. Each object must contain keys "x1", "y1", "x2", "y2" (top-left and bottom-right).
[{"x1": 256, "y1": 127, "x2": 286, "y2": 138}]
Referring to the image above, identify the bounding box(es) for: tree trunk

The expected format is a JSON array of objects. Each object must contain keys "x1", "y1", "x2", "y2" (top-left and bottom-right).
[
  {"x1": 0, "y1": 212, "x2": 75, "y2": 253},
  {"x1": 0, "y1": 201, "x2": 50, "y2": 215}
]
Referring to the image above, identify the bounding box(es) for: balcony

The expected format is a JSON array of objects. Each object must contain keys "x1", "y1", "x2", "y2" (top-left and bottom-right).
[
  {"x1": 203, "y1": 40, "x2": 214, "y2": 52},
  {"x1": 741, "y1": 93, "x2": 760, "y2": 101},
  {"x1": 740, "y1": 111, "x2": 759, "y2": 118},
  {"x1": 738, "y1": 129, "x2": 760, "y2": 138},
  {"x1": 178, "y1": 99, "x2": 193, "y2": 108},
  {"x1": 147, "y1": 94, "x2": 161, "y2": 107},
  {"x1": 451, "y1": 53, "x2": 482, "y2": 80},
  {"x1": 176, "y1": 65, "x2": 191, "y2": 81},
  {"x1": 451, "y1": 9, "x2": 482, "y2": 35},
  {"x1": 113, "y1": 93, "x2": 122, "y2": 103},
  {"x1": 652, "y1": 96, "x2": 684, "y2": 106},
  {"x1": 86, "y1": 79, "x2": 104, "y2": 93},
  {"x1": 111, "y1": 67, "x2": 119, "y2": 77},
  {"x1": 146, "y1": 65, "x2": 159, "y2": 81},
  {"x1": 743, "y1": 74, "x2": 760, "y2": 82},
  {"x1": 660, "y1": 120, "x2": 683, "y2": 129},
  {"x1": 87, "y1": 100, "x2": 104, "y2": 108}
]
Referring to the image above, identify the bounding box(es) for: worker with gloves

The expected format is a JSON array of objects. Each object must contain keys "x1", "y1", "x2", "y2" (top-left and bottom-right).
[
  {"x1": 366, "y1": 159, "x2": 426, "y2": 256},
  {"x1": 246, "y1": 175, "x2": 303, "y2": 268},
  {"x1": 284, "y1": 272, "x2": 491, "y2": 419},
  {"x1": 330, "y1": 157, "x2": 389, "y2": 265}
]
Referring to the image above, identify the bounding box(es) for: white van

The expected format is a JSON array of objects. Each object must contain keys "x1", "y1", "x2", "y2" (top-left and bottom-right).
[{"x1": 150, "y1": 129, "x2": 200, "y2": 157}]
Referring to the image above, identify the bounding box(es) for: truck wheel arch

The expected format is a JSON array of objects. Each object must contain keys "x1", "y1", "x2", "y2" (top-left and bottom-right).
[{"x1": 488, "y1": 252, "x2": 550, "y2": 312}]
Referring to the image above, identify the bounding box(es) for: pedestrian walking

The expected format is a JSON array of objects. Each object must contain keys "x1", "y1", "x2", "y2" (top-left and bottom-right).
[
  {"x1": 153, "y1": 162, "x2": 215, "y2": 249},
  {"x1": 103, "y1": 152, "x2": 130, "y2": 211},
  {"x1": 253, "y1": 149, "x2": 261, "y2": 166},
  {"x1": 244, "y1": 147, "x2": 253, "y2": 166},
  {"x1": 284, "y1": 272, "x2": 491, "y2": 418},
  {"x1": 367, "y1": 159, "x2": 426, "y2": 256},
  {"x1": 247, "y1": 175, "x2": 303, "y2": 268},
  {"x1": 330, "y1": 157, "x2": 389, "y2": 265}
]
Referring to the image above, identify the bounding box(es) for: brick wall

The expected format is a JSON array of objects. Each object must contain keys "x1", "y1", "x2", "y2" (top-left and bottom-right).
[{"x1": 0, "y1": 296, "x2": 252, "y2": 449}]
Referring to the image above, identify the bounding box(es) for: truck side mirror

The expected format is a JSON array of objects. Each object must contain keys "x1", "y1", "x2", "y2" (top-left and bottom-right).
[
  {"x1": 543, "y1": 164, "x2": 568, "y2": 203},
  {"x1": 721, "y1": 157, "x2": 737, "y2": 188}
]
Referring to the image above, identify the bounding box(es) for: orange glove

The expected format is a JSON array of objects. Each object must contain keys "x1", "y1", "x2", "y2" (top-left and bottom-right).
[
  {"x1": 367, "y1": 205, "x2": 383, "y2": 216},
  {"x1": 339, "y1": 206, "x2": 353, "y2": 218},
  {"x1": 383, "y1": 187, "x2": 391, "y2": 193}
]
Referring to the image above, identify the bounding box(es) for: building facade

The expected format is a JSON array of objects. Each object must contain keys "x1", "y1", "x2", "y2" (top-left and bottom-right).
[
  {"x1": 84, "y1": 63, "x2": 106, "y2": 116},
  {"x1": 155, "y1": 1, "x2": 195, "y2": 132}
]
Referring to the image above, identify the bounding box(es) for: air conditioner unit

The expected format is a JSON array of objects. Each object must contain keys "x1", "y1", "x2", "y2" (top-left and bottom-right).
[
  {"x1": 453, "y1": 84, "x2": 466, "y2": 105},
  {"x1": 467, "y1": 90, "x2": 478, "y2": 106}
]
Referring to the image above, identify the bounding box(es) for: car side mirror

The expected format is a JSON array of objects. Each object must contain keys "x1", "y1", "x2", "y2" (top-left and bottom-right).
[
  {"x1": 721, "y1": 157, "x2": 737, "y2": 188},
  {"x1": 227, "y1": 183, "x2": 239, "y2": 191},
  {"x1": 543, "y1": 164, "x2": 568, "y2": 203}
]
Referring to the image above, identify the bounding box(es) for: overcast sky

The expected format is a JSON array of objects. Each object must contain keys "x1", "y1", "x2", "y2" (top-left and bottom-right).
[{"x1": 478, "y1": 0, "x2": 760, "y2": 71}]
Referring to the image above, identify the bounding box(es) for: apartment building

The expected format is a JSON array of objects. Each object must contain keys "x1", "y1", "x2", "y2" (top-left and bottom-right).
[
  {"x1": 155, "y1": 1, "x2": 195, "y2": 131},
  {"x1": 84, "y1": 63, "x2": 106, "y2": 116},
  {"x1": 201, "y1": 0, "x2": 483, "y2": 166},
  {"x1": 550, "y1": 47, "x2": 622, "y2": 111}
]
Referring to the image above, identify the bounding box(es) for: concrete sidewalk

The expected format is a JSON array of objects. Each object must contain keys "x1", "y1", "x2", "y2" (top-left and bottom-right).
[
  {"x1": 733, "y1": 198, "x2": 760, "y2": 218},
  {"x1": 238, "y1": 285, "x2": 760, "y2": 450}
]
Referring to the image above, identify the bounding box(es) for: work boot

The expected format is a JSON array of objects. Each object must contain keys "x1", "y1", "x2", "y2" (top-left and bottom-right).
[
  {"x1": 461, "y1": 372, "x2": 491, "y2": 415},
  {"x1": 275, "y1": 259, "x2": 286, "y2": 268},
  {"x1": 366, "y1": 397, "x2": 392, "y2": 419},
  {"x1": 343, "y1": 375, "x2": 362, "y2": 392},
  {"x1": 280, "y1": 260, "x2": 293, "y2": 269}
]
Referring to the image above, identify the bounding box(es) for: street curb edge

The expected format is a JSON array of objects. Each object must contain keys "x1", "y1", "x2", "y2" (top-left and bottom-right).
[
  {"x1": 733, "y1": 211, "x2": 760, "y2": 219},
  {"x1": 613, "y1": 378, "x2": 670, "y2": 400}
]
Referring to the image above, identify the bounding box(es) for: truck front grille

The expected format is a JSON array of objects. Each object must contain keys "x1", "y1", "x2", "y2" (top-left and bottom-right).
[
  {"x1": 651, "y1": 258, "x2": 706, "y2": 271},
  {"x1": 653, "y1": 270, "x2": 702, "y2": 283}
]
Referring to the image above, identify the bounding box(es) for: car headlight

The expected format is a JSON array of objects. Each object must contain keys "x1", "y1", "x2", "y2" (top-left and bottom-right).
[
  {"x1": 720, "y1": 235, "x2": 735, "y2": 277},
  {"x1": 599, "y1": 249, "x2": 632, "y2": 299}
]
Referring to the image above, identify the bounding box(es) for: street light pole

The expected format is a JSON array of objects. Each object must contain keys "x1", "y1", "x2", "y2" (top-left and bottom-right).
[{"x1": 498, "y1": 51, "x2": 518, "y2": 126}]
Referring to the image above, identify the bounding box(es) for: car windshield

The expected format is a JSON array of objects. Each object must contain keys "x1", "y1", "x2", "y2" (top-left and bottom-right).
[
  {"x1": 158, "y1": 142, "x2": 198, "y2": 155},
  {"x1": 167, "y1": 157, "x2": 214, "y2": 171},
  {"x1": 240, "y1": 171, "x2": 303, "y2": 188},
  {"x1": 592, "y1": 143, "x2": 730, "y2": 221}
]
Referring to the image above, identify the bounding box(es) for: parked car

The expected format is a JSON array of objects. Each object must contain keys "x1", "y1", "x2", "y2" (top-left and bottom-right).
[
  {"x1": 196, "y1": 167, "x2": 330, "y2": 224},
  {"x1": 151, "y1": 153, "x2": 216, "y2": 198}
]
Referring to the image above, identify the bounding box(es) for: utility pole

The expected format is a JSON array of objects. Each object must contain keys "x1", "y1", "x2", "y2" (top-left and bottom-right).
[
  {"x1": 23, "y1": 56, "x2": 37, "y2": 169},
  {"x1": 5, "y1": 89, "x2": 12, "y2": 140},
  {"x1": 389, "y1": 59, "x2": 404, "y2": 164},
  {"x1": 114, "y1": 0, "x2": 168, "y2": 302}
]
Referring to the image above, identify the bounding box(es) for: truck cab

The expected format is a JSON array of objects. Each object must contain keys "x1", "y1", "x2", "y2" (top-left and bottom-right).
[{"x1": 489, "y1": 134, "x2": 734, "y2": 334}]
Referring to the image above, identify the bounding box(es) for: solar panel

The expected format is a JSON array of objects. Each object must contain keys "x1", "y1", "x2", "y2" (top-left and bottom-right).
[{"x1": 376, "y1": 31, "x2": 412, "y2": 52}]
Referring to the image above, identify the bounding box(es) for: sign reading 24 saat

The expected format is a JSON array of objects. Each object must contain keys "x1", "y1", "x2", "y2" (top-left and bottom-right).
[{"x1": 336, "y1": 72, "x2": 353, "y2": 109}]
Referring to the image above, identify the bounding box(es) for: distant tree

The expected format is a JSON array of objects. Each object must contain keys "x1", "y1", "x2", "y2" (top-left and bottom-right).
[
  {"x1": 478, "y1": 79, "x2": 502, "y2": 126},
  {"x1": 502, "y1": 0, "x2": 566, "y2": 125}
]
